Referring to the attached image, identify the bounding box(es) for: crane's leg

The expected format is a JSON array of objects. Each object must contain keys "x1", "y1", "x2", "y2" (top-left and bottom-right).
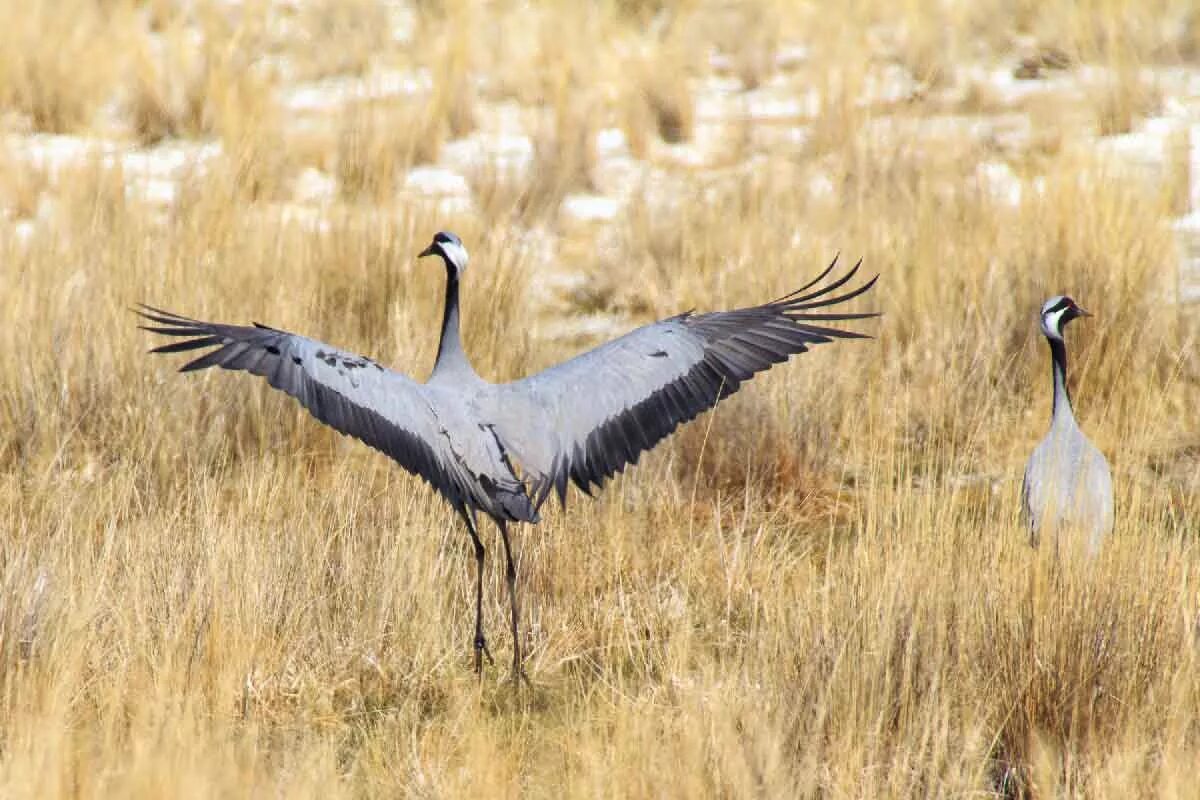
[
  {"x1": 496, "y1": 520, "x2": 530, "y2": 686},
  {"x1": 460, "y1": 509, "x2": 493, "y2": 675}
]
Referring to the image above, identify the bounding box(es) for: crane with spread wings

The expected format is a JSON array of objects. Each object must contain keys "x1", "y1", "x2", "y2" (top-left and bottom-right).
[{"x1": 138, "y1": 231, "x2": 879, "y2": 683}]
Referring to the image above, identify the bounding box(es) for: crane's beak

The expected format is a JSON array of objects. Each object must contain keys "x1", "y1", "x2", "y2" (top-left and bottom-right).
[
  {"x1": 1076, "y1": 305, "x2": 1092, "y2": 317},
  {"x1": 418, "y1": 244, "x2": 437, "y2": 258}
]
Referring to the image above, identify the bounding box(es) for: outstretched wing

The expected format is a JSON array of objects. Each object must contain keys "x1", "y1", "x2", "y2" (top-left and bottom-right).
[
  {"x1": 491, "y1": 256, "x2": 878, "y2": 508},
  {"x1": 136, "y1": 306, "x2": 474, "y2": 511}
]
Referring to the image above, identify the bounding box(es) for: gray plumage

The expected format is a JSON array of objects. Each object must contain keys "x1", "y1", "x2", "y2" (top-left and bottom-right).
[
  {"x1": 1021, "y1": 295, "x2": 1113, "y2": 555},
  {"x1": 137, "y1": 230, "x2": 879, "y2": 680}
]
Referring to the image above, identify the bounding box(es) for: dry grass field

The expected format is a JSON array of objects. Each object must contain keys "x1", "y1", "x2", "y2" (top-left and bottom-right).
[{"x1": 1, "y1": 0, "x2": 1200, "y2": 796}]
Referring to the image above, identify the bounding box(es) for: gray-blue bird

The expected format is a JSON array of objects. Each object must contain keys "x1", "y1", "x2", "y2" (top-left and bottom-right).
[
  {"x1": 1021, "y1": 295, "x2": 1113, "y2": 555},
  {"x1": 137, "y1": 231, "x2": 878, "y2": 681}
]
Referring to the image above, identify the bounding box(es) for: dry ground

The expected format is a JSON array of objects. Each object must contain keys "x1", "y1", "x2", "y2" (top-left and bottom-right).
[{"x1": 1, "y1": 0, "x2": 1200, "y2": 797}]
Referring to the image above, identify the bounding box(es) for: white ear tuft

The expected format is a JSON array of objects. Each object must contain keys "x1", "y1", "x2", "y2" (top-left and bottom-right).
[
  {"x1": 442, "y1": 240, "x2": 469, "y2": 273},
  {"x1": 1040, "y1": 308, "x2": 1065, "y2": 339}
]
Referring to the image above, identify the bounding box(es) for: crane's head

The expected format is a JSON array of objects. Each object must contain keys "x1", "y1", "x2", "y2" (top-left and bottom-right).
[
  {"x1": 1039, "y1": 295, "x2": 1091, "y2": 340},
  {"x1": 419, "y1": 231, "x2": 469, "y2": 275}
]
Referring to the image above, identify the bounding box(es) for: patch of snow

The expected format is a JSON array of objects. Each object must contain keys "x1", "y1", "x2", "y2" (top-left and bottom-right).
[
  {"x1": 1188, "y1": 122, "x2": 1200, "y2": 213},
  {"x1": 860, "y1": 64, "x2": 920, "y2": 106},
  {"x1": 865, "y1": 113, "x2": 1031, "y2": 152},
  {"x1": 975, "y1": 160, "x2": 1023, "y2": 206},
  {"x1": 4, "y1": 135, "x2": 219, "y2": 211},
  {"x1": 403, "y1": 166, "x2": 470, "y2": 196},
  {"x1": 596, "y1": 128, "x2": 628, "y2": 158},
  {"x1": 775, "y1": 44, "x2": 809, "y2": 70},
  {"x1": 656, "y1": 140, "x2": 710, "y2": 168},
  {"x1": 780, "y1": 125, "x2": 810, "y2": 148},
  {"x1": 694, "y1": 92, "x2": 727, "y2": 122},
  {"x1": 293, "y1": 167, "x2": 337, "y2": 204},
  {"x1": 12, "y1": 220, "x2": 35, "y2": 245},
  {"x1": 1096, "y1": 115, "x2": 1186, "y2": 185},
  {"x1": 708, "y1": 50, "x2": 733, "y2": 73},
  {"x1": 560, "y1": 193, "x2": 621, "y2": 223},
  {"x1": 35, "y1": 195, "x2": 57, "y2": 224},
  {"x1": 694, "y1": 78, "x2": 739, "y2": 121},
  {"x1": 592, "y1": 153, "x2": 648, "y2": 200},
  {"x1": 1173, "y1": 124, "x2": 1200, "y2": 303},
  {"x1": 281, "y1": 68, "x2": 432, "y2": 112},
  {"x1": 119, "y1": 141, "x2": 221, "y2": 180},
  {"x1": 128, "y1": 177, "x2": 178, "y2": 206},
  {"x1": 807, "y1": 171, "x2": 835, "y2": 200},
  {"x1": 1174, "y1": 211, "x2": 1200, "y2": 233},
  {"x1": 6, "y1": 134, "x2": 116, "y2": 176},
  {"x1": 441, "y1": 133, "x2": 534, "y2": 176},
  {"x1": 745, "y1": 93, "x2": 810, "y2": 120},
  {"x1": 382, "y1": 0, "x2": 416, "y2": 42},
  {"x1": 961, "y1": 63, "x2": 1108, "y2": 107},
  {"x1": 710, "y1": 75, "x2": 746, "y2": 96}
]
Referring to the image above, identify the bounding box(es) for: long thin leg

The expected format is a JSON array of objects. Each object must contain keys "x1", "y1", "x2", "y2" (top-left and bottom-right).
[
  {"x1": 496, "y1": 520, "x2": 529, "y2": 685},
  {"x1": 460, "y1": 509, "x2": 493, "y2": 675}
]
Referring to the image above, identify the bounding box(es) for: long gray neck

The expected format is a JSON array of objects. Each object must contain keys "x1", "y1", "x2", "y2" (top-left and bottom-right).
[
  {"x1": 430, "y1": 265, "x2": 477, "y2": 382},
  {"x1": 1048, "y1": 335, "x2": 1074, "y2": 424}
]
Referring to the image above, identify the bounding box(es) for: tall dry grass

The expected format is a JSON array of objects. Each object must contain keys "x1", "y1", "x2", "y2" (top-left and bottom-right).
[{"x1": 1, "y1": 0, "x2": 1199, "y2": 797}]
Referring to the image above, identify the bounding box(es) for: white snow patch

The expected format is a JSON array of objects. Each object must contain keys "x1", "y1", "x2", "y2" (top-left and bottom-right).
[
  {"x1": 966, "y1": 64, "x2": 1098, "y2": 106},
  {"x1": 708, "y1": 50, "x2": 733, "y2": 73},
  {"x1": 403, "y1": 166, "x2": 470, "y2": 196},
  {"x1": 745, "y1": 93, "x2": 809, "y2": 120},
  {"x1": 596, "y1": 128, "x2": 628, "y2": 158},
  {"x1": 282, "y1": 68, "x2": 432, "y2": 112},
  {"x1": 775, "y1": 44, "x2": 809, "y2": 70},
  {"x1": 1187, "y1": 122, "x2": 1200, "y2": 213},
  {"x1": 975, "y1": 160, "x2": 1023, "y2": 206},
  {"x1": 807, "y1": 171, "x2": 835, "y2": 200},
  {"x1": 1175, "y1": 211, "x2": 1200, "y2": 233},
  {"x1": 1171, "y1": 123, "x2": 1200, "y2": 303},
  {"x1": 560, "y1": 193, "x2": 621, "y2": 223},
  {"x1": 441, "y1": 133, "x2": 534, "y2": 176},
  {"x1": 860, "y1": 64, "x2": 920, "y2": 106},
  {"x1": 293, "y1": 167, "x2": 338, "y2": 204},
  {"x1": 12, "y1": 220, "x2": 35, "y2": 245},
  {"x1": 5, "y1": 134, "x2": 115, "y2": 176},
  {"x1": 119, "y1": 141, "x2": 221, "y2": 180},
  {"x1": 4, "y1": 135, "x2": 219, "y2": 211},
  {"x1": 591, "y1": 154, "x2": 648, "y2": 199},
  {"x1": 1096, "y1": 115, "x2": 1187, "y2": 186},
  {"x1": 128, "y1": 177, "x2": 178, "y2": 206},
  {"x1": 693, "y1": 81, "x2": 736, "y2": 121},
  {"x1": 382, "y1": 0, "x2": 417, "y2": 42}
]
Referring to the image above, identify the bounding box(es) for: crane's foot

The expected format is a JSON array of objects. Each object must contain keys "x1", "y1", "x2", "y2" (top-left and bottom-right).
[{"x1": 474, "y1": 635, "x2": 494, "y2": 675}]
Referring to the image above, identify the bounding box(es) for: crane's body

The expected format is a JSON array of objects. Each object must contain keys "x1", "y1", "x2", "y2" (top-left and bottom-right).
[
  {"x1": 1021, "y1": 295, "x2": 1113, "y2": 556},
  {"x1": 139, "y1": 231, "x2": 878, "y2": 681}
]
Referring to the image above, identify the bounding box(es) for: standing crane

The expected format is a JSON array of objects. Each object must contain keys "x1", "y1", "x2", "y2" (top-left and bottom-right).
[
  {"x1": 138, "y1": 231, "x2": 879, "y2": 682},
  {"x1": 1022, "y1": 295, "x2": 1113, "y2": 555}
]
